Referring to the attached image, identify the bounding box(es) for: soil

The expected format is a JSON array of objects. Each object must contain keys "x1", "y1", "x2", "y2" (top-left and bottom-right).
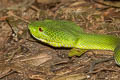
[{"x1": 0, "y1": 0, "x2": 120, "y2": 80}]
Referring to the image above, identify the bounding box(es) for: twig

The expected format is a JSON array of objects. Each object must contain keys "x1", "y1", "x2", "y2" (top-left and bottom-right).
[
  {"x1": 107, "y1": 31, "x2": 120, "y2": 34},
  {"x1": 0, "y1": 70, "x2": 15, "y2": 79},
  {"x1": 93, "y1": 0, "x2": 120, "y2": 8},
  {"x1": 89, "y1": 57, "x2": 114, "y2": 73}
]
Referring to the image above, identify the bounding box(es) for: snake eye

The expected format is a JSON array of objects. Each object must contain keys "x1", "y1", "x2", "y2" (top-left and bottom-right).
[{"x1": 39, "y1": 27, "x2": 43, "y2": 32}]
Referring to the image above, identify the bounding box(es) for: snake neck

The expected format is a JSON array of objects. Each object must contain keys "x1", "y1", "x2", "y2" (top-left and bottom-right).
[{"x1": 75, "y1": 33, "x2": 120, "y2": 51}]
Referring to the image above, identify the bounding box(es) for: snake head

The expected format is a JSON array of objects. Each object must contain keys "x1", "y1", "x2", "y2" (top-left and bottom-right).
[
  {"x1": 28, "y1": 21, "x2": 51, "y2": 43},
  {"x1": 28, "y1": 20, "x2": 77, "y2": 47}
]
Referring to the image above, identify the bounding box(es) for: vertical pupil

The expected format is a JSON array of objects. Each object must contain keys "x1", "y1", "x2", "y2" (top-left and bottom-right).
[{"x1": 39, "y1": 27, "x2": 43, "y2": 32}]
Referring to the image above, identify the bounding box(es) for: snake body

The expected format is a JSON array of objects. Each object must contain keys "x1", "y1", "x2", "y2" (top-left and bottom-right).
[{"x1": 28, "y1": 20, "x2": 120, "y2": 65}]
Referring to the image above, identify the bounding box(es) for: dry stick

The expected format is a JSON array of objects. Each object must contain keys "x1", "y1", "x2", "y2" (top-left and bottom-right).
[
  {"x1": 107, "y1": 31, "x2": 120, "y2": 34},
  {"x1": 6, "y1": 19, "x2": 16, "y2": 36},
  {"x1": 89, "y1": 57, "x2": 114, "y2": 73},
  {"x1": 0, "y1": 70, "x2": 16, "y2": 79},
  {"x1": 93, "y1": 0, "x2": 120, "y2": 8},
  {"x1": 30, "y1": 5, "x2": 40, "y2": 12},
  {"x1": 30, "y1": 5, "x2": 40, "y2": 19}
]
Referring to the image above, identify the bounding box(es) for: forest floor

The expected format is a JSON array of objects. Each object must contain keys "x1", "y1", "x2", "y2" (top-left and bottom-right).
[{"x1": 0, "y1": 0, "x2": 120, "y2": 80}]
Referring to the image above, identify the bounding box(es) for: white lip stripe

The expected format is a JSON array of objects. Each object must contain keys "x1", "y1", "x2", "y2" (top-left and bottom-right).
[
  {"x1": 31, "y1": 34, "x2": 73, "y2": 47},
  {"x1": 59, "y1": 43, "x2": 61, "y2": 46},
  {"x1": 32, "y1": 34, "x2": 46, "y2": 42}
]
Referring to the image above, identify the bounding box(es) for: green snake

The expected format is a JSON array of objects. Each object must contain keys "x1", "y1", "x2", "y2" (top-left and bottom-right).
[{"x1": 28, "y1": 20, "x2": 120, "y2": 65}]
